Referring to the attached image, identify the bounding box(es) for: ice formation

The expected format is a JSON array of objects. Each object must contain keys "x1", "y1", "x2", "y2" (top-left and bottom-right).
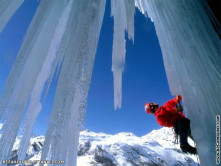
[
  {"x1": 0, "y1": 0, "x2": 106, "y2": 165},
  {"x1": 111, "y1": 0, "x2": 134, "y2": 110},
  {"x1": 39, "y1": 0, "x2": 106, "y2": 165},
  {"x1": 17, "y1": 0, "x2": 73, "y2": 161},
  {"x1": 0, "y1": 0, "x2": 220, "y2": 166},
  {"x1": 0, "y1": 0, "x2": 73, "y2": 161},
  {"x1": 0, "y1": 0, "x2": 24, "y2": 33},
  {"x1": 135, "y1": 0, "x2": 221, "y2": 165}
]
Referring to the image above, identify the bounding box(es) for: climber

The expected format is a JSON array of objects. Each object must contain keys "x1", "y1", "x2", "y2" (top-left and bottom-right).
[{"x1": 144, "y1": 95, "x2": 197, "y2": 155}]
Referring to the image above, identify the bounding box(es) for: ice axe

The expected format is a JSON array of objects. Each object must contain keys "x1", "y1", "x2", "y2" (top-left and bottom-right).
[{"x1": 176, "y1": 95, "x2": 183, "y2": 112}]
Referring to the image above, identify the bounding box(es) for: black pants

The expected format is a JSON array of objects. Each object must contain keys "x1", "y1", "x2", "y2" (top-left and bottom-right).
[{"x1": 174, "y1": 118, "x2": 191, "y2": 145}]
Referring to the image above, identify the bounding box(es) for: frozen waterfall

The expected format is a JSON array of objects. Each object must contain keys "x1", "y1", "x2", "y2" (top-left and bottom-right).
[
  {"x1": 135, "y1": 0, "x2": 221, "y2": 166},
  {"x1": 0, "y1": 0, "x2": 220, "y2": 166},
  {"x1": 0, "y1": 0, "x2": 73, "y2": 161},
  {"x1": 40, "y1": 0, "x2": 106, "y2": 165},
  {"x1": 0, "y1": 0, "x2": 105, "y2": 165},
  {"x1": 17, "y1": 0, "x2": 74, "y2": 161}
]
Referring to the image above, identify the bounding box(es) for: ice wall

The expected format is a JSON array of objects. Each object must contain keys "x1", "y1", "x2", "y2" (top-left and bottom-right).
[
  {"x1": 40, "y1": 0, "x2": 106, "y2": 165},
  {"x1": 135, "y1": 0, "x2": 221, "y2": 165},
  {"x1": 111, "y1": 0, "x2": 134, "y2": 110},
  {"x1": 0, "y1": 0, "x2": 24, "y2": 33}
]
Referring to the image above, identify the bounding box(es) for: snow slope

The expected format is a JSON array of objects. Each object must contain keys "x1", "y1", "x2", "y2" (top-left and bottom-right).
[{"x1": 4, "y1": 127, "x2": 199, "y2": 166}]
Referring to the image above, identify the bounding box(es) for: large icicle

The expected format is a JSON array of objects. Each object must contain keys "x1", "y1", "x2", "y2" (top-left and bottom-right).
[
  {"x1": 111, "y1": 0, "x2": 134, "y2": 110},
  {"x1": 0, "y1": 0, "x2": 23, "y2": 33},
  {"x1": 17, "y1": 0, "x2": 73, "y2": 161},
  {"x1": 40, "y1": 0, "x2": 106, "y2": 165},
  {"x1": 0, "y1": 1, "x2": 71, "y2": 161},
  {"x1": 0, "y1": 0, "x2": 26, "y2": 119},
  {"x1": 136, "y1": 0, "x2": 221, "y2": 165}
]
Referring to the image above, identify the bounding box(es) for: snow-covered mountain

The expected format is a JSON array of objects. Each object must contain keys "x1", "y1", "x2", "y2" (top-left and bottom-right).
[
  {"x1": 77, "y1": 128, "x2": 199, "y2": 166},
  {"x1": 4, "y1": 127, "x2": 199, "y2": 166}
]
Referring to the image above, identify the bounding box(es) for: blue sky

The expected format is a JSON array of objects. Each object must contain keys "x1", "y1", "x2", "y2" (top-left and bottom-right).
[{"x1": 0, "y1": 0, "x2": 173, "y2": 137}]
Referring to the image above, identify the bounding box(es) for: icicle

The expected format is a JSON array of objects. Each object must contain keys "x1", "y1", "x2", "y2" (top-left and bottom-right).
[
  {"x1": 17, "y1": 0, "x2": 73, "y2": 161},
  {"x1": 111, "y1": 0, "x2": 134, "y2": 110},
  {"x1": 0, "y1": 0, "x2": 25, "y2": 119},
  {"x1": 135, "y1": 0, "x2": 145, "y2": 15},
  {"x1": 40, "y1": 0, "x2": 106, "y2": 165},
  {"x1": 0, "y1": 0, "x2": 70, "y2": 161},
  {"x1": 0, "y1": 0, "x2": 24, "y2": 33},
  {"x1": 125, "y1": 0, "x2": 135, "y2": 42},
  {"x1": 136, "y1": 0, "x2": 221, "y2": 165}
]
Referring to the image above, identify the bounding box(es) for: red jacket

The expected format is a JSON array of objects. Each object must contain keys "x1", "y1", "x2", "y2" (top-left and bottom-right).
[{"x1": 154, "y1": 96, "x2": 185, "y2": 127}]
